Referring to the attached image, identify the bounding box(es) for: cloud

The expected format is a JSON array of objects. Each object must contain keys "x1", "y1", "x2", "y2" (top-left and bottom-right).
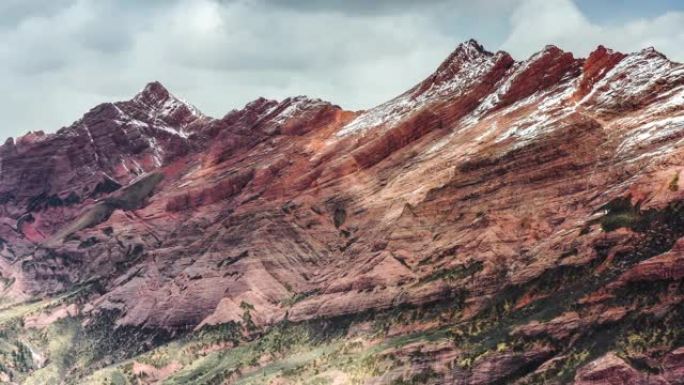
[
  {"x1": 502, "y1": 0, "x2": 684, "y2": 60},
  {"x1": 0, "y1": 0, "x2": 461, "y2": 138},
  {"x1": 0, "y1": 0, "x2": 76, "y2": 29},
  {"x1": 0, "y1": 0, "x2": 682, "y2": 140},
  {"x1": 258, "y1": 0, "x2": 521, "y2": 15}
]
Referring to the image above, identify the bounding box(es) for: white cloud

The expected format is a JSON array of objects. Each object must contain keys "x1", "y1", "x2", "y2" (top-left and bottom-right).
[
  {"x1": 502, "y1": 0, "x2": 684, "y2": 60},
  {"x1": 0, "y1": 0, "x2": 459, "y2": 138},
  {"x1": 0, "y1": 0, "x2": 682, "y2": 140}
]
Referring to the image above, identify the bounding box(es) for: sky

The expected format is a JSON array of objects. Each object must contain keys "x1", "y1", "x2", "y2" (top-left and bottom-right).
[{"x1": 1, "y1": 0, "x2": 683, "y2": 139}]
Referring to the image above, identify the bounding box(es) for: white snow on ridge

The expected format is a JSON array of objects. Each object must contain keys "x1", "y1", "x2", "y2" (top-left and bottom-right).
[
  {"x1": 130, "y1": 83, "x2": 205, "y2": 129},
  {"x1": 644, "y1": 85, "x2": 684, "y2": 115},
  {"x1": 335, "y1": 95, "x2": 418, "y2": 137},
  {"x1": 121, "y1": 118, "x2": 189, "y2": 139},
  {"x1": 153, "y1": 123, "x2": 189, "y2": 139},
  {"x1": 335, "y1": 45, "x2": 502, "y2": 138},
  {"x1": 146, "y1": 137, "x2": 164, "y2": 167},
  {"x1": 580, "y1": 49, "x2": 682, "y2": 109},
  {"x1": 493, "y1": 88, "x2": 577, "y2": 145},
  {"x1": 160, "y1": 95, "x2": 204, "y2": 119},
  {"x1": 269, "y1": 97, "x2": 328, "y2": 126},
  {"x1": 617, "y1": 114, "x2": 684, "y2": 154}
]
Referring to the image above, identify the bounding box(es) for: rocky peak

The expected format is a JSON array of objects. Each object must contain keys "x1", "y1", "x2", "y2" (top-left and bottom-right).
[
  {"x1": 0, "y1": 82, "x2": 209, "y2": 205},
  {"x1": 124, "y1": 81, "x2": 205, "y2": 130},
  {"x1": 270, "y1": 96, "x2": 337, "y2": 121},
  {"x1": 15, "y1": 130, "x2": 48, "y2": 146},
  {"x1": 519, "y1": 44, "x2": 577, "y2": 71},
  {"x1": 575, "y1": 45, "x2": 626, "y2": 100},
  {"x1": 583, "y1": 45, "x2": 624, "y2": 68},
  {"x1": 217, "y1": 95, "x2": 341, "y2": 137},
  {"x1": 578, "y1": 44, "x2": 683, "y2": 111},
  {"x1": 243, "y1": 97, "x2": 279, "y2": 113},
  {"x1": 258, "y1": 96, "x2": 342, "y2": 135},
  {"x1": 219, "y1": 97, "x2": 280, "y2": 132},
  {"x1": 336, "y1": 40, "x2": 514, "y2": 137},
  {"x1": 639, "y1": 46, "x2": 669, "y2": 60},
  {"x1": 445, "y1": 38, "x2": 490, "y2": 63},
  {"x1": 132, "y1": 81, "x2": 172, "y2": 106},
  {"x1": 413, "y1": 39, "x2": 503, "y2": 96}
]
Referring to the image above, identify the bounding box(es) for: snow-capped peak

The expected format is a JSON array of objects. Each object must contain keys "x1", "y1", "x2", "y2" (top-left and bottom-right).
[
  {"x1": 452, "y1": 39, "x2": 489, "y2": 60},
  {"x1": 131, "y1": 81, "x2": 203, "y2": 119},
  {"x1": 336, "y1": 41, "x2": 506, "y2": 138}
]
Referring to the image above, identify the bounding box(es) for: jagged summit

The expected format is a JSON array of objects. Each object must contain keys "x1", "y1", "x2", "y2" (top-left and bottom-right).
[
  {"x1": 337, "y1": 40, "x2": 684, "y2": 140},
  {"x1": 126, "y1": 81, "x2": 206, "y2": 127},
  {"x1": 133, "y1": 81, "x2": 173, "y2": 105},
  {"x1": 447, "y1": 38, "x2": 492, "y2": 60},
  {"x1": 415, "y1": 39, "x2": 505, "y2": 95}
]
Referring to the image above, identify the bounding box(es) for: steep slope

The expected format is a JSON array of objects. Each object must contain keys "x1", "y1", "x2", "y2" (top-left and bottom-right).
[{"x1": 0, "y1": 40, "x2": 683, "y2": 385}]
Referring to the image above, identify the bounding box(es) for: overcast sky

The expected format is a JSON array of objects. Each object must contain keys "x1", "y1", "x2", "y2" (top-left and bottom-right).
[{"x1": 1, "y1": 0, "x2": 683, "y2": 139}]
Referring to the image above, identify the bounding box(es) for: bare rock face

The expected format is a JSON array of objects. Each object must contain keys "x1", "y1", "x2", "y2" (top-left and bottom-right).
[
  {"x1": 574, "y1": 353, "x2": 666, "y2": 385},
  {"x1": 1, "y1": 40, "x2": 684, "y2": 384}
]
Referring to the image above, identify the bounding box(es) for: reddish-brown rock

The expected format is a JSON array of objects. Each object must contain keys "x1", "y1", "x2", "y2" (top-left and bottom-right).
[{"x1": 1, "y1": 40, "x2": 684, "y2": 384}]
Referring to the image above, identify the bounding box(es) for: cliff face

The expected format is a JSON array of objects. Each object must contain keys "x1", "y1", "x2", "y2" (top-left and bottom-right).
[{"x1": 1, "y1": 40, "x2": 684, "y2": 385}]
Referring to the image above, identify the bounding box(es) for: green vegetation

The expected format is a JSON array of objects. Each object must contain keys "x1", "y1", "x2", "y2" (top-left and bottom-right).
[
  {"x1": 333, "y1": 207, "x2": 346, "y2": 228},
  {"x1": 390, "y1": 368, "x2": 439, "y2": 385},
  {"x1": 419, "y1": 261, "x2": 483, "y2": 284},
  {"x1": 669, "y1": 172, "x2": 680, "y2": 192},
  {"x1": 240, "y1": 302, "x2": 257, "y2": 332},
  {"x1": 598, "y1": 197, "x2": 641, "y2": 231},
  {"x1": 5, "y1": 194, "x2": 684, "y2": 384}
]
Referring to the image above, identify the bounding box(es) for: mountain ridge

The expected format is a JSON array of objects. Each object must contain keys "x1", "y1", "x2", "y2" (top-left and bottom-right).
[{"x1": 0, "y1": 39, "x2": 683, "y2": 384}]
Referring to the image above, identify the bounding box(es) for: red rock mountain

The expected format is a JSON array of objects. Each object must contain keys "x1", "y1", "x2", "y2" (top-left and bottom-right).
[{"x1": 1, "y1": 40, "x2": 684, "y2": 384}]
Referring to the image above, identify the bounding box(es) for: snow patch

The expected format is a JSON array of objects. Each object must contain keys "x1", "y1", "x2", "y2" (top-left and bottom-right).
[
  {"x1": 580, "y1": 50, "x2": 683, "y2": 109},
  {"x1": 336, "y1": 48, "x2": 501, "y2": 138},
  {"x1": 617, "y1": 115, "x2": 684, "y2": 154}
]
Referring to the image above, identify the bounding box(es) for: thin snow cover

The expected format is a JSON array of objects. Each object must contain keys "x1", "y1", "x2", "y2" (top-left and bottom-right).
[
  {"x1": 494, "y1": 78, "x2": 578, "y2": 144},
  {"x1": 580, "y1": 48, "x2": 683, "y2": 109},
  {"x1": 145, "y1": 136, "x2": 164, "y2": 167},
  {"x1": 160, "y1": 94, "x2": 204, "y2": 120},
  {"x1": 153, "y1": 123, "x2": 189, "y2": 139},
  {"x1": 119, "y1": 117, "x2": 189, "y2": 139},
  {"x1": 118, "y1": 158, "x2": 145, "y2": 176},
  {"x1": 131, "y1": 83, "x2": 204, "y2": 133},
  {"x1": 114, "y1": 99, "x2": 190, "y2": 140},
  {"x1": 335, "y1": 95, "x2": 418, "y2": 137},
  {"x1": 617, "y1": 114, "x2": 684, "y2": 154},
  {"x1": 82, "y1": 123, "x2": 100, "y2": 163},
  {"x1": 467, "y1": 50, "x2": 541, "y2": 121},
  {"x1": 270, "y1": 97, "x2": 327, "y2": 126},
  {"x1": 426, "y1": 75, "x2": 578, "y2": 157},
  {"x1": 642, "y1": 85, "x2": 684, "y2": 116},
  {"x1": 474, "y1": 121, "x2": 500, "y2": 143},
  {"x1": 460, "y1": 54, "x2": 579, "y2": 138},
  {"x1": 336, "y1": 41, "x2": 499, "y2": 138}
]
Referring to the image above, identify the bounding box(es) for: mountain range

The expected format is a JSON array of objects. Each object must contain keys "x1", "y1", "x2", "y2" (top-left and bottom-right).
[{"x1": 0, "y1": 39, "x2": 683, "y2": 384}]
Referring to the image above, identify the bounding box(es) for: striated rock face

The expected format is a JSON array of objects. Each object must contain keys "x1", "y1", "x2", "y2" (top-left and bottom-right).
[{"x1": 1, "y1": 40, "x2": 684, "y2": 384}]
